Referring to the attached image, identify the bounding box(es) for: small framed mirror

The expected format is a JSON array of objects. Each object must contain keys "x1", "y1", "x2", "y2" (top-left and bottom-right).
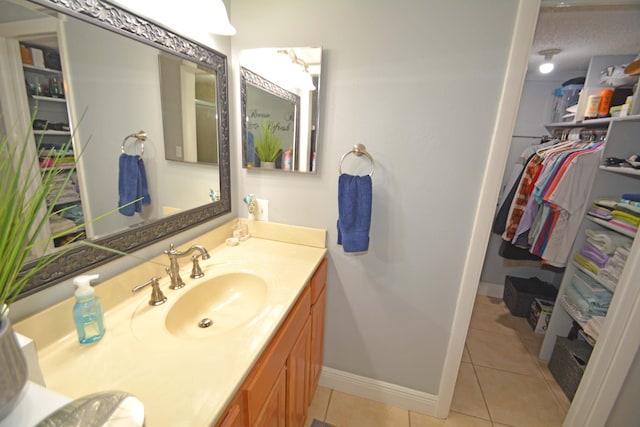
[{"x1": 240, "y1": 47, "x2": 322, "y2": 174}]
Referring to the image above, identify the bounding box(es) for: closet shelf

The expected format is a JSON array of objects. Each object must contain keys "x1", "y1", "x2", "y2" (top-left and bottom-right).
[
  {"x1": 586, "y1": 216, "x2": 636, "y2": 239},
  {"x1": 599, "y1": 165, "x2": 640, "y2": 177},
  {"x1": 22, "y1": 63, "x2": 62, "y2": 74},
  {"x1": 33, "y1": 130, "x2": 71, "y2": 136},
  {"x1": 31, "y1": 95, "x2": 66, "y2": 103},
  {"x1": 558, "y1": 294, "x2": 589, "y2": 328},
  {"x1": 545, "y1": 115, "x2": 639, "y2": 130},
  {"x1": 41, "y1": 164, "x2": 74, "y2": 171},
  {"x1": 571, "y1": 261, "x2": 616, "y2": 293}
]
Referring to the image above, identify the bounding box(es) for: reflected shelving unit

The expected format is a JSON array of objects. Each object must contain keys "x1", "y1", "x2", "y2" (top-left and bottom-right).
[{"x1": 20, "y1": 38, "x2": 86, "y2": 250}]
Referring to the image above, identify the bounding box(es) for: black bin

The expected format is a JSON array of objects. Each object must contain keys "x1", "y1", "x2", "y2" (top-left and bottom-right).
[
  {"x1": 548, "y1": 336, "x2": 593, "y2": 401},
  {"x1": 503, "y1": 275, "x2": 557, "y2": 317}
]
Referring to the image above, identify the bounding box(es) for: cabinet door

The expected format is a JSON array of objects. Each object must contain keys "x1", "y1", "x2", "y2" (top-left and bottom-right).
[
  {"x1": 254, "y1": 367, "x2": 286, "y2": 427},
  {"x1": 287, "y1": 318, "x2": 311, "y2": 427},
  {"x1": 309, "y1": 286, "x2": 326, "y2": 397},
  {"x1": 215, "y1": 391, "x2": 246, "y2": 427}
]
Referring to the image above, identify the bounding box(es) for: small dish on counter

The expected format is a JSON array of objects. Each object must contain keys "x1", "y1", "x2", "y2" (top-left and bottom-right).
[{"x1": 225, "y1": 237, "x2": 239, "y2": 246}]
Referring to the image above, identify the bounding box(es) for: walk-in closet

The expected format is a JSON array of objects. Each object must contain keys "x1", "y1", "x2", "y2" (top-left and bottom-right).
[{"x1": 460, "y1": 4, "x2": 640, "y2": 426}]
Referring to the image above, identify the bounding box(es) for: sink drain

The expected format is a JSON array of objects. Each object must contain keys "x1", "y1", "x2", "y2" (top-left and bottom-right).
[{"x1": 198, "y1": 318, "x2": 213, "y2": 328}]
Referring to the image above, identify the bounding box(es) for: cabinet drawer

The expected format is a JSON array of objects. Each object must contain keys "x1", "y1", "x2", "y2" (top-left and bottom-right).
[
  {"x1": 243, "y1": 285, "x2": 311, "y2": 426},
  {"x1": 310, "y1": 258, "x2": 327, "y2": 304}
]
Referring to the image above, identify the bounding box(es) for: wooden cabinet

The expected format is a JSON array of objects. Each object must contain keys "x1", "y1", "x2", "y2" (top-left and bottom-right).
[
  {"x1": 215, "y1": 391, "x2": 246, "y2": 427},
  {"x1": 287, "y1": 318, "x2": 311, "y2": 427},
  {"x1": 309, "y1": 286, "x2": 326, "y2": 397},
  {"x1": 253, "y1": 367, "x2": 287, "y2": 427},
  {"x1": 220, "y1": 258, "x2": 327, "y2": 427},
  {"x1": 309, "y1": 258, "x2": 327, "y2": 398}
]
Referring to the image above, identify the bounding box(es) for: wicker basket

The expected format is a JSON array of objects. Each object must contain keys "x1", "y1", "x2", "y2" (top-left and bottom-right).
[
  {"x1": 503, "y1": 276, "x2": 557, "y2": 317},
  {"x1": 548, "y1": 336, "x2": 593, "y2": 401}
]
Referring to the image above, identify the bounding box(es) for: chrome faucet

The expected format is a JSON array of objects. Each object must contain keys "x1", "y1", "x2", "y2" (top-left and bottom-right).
[{"x1": 164, "y1": 243, "x2": 210, "y2": 289}]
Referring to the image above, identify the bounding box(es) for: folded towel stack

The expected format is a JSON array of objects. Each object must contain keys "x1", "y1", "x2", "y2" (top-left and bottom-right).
[
  {"x1": 578, "y1": 242, "x2": 610, "y2": 268},
  {"x1": 572, "y1": 271, "x2": 611, "y2": 306},
  {"x1": 584, "y1": 228, "x2": 631, "y2": 254},
  {"x1": 583, "y1": 315, "x2": 606, "y2": 342},
  {"x1": 597, "y1": 244, "x2": 630, "y2": 291},
  {"x1": 573, "y1": 253, "x2": 600, "y2": 275},
  {"x1": 49, "y1": 213, "x2": 78, "y2": 234},
  {"x1": 590, "y1": 198, "x2": 640, "y2": 235},
  {"x1": 610, "y1": 210, "x2": 640, "y2": 233},
  {"x1": 564, "y1": 285, "x2": 609, "y2": 318},
  {"x1": 587, "y1": 203, "x2": 613, "y2": 220}
]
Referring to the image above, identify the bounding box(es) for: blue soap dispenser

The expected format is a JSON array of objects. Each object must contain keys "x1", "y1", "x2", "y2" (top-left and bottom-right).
[{"x1": 72, "y1": 274, "x2": 105, "y2": 344}]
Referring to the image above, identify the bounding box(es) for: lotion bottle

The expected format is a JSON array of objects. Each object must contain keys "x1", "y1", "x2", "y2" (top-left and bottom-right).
[{"x1": 72, "y1": 274, "x2": 105, "y2": 344}]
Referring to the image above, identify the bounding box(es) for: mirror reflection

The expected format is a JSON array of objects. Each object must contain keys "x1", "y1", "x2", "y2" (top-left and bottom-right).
[
  {"x1": 0, "y1": 0, "x2": 230, "y2": 294},
  {"x1": 240, "y1": 47, "x2": 321, "y2": 173},
  {"x1": 159, "y1": 53, "x2": 219, "y2": 164}
]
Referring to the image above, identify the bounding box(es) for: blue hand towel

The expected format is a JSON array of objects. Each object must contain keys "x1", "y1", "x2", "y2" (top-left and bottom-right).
[
  {"x1": 337, "y1": 173, "x2": 372, "y2": 253},
  {"x1": 118, "y1": 154, "x2": 151, "y2": 216},
  {"x1": 137, "y1": 157, "x2": 151, "y2": 208}
]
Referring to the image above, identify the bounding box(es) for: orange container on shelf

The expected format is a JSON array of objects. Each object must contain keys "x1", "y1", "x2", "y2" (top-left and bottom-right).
[
  {"x1": 598, "y1": 88, "x2": 614, "y2": 117},
  {"x1": 19, "y1": 44, "x2": 33, "y2": 65}
]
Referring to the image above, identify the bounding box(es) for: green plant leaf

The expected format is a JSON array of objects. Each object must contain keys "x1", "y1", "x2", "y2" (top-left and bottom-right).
[{"x1": 254, "y1": 120, "x2": 282, "y2": 162}]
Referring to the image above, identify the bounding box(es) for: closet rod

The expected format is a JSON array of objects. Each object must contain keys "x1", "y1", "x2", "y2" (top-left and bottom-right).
[{"x1": 512, "y1": 135, "x2": 545, "y2": 139}]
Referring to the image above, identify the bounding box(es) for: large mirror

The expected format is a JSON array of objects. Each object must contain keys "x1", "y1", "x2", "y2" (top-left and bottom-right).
[
  {"x1": 0, "y1": 0, "x2": 230, "y2": 296},
  {"x1": 240, "y1": 47, "x2": 321, "y2": 173}
]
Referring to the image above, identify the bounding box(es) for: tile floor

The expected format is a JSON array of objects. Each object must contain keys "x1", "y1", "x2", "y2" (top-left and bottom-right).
[{"x1": 307, "y1": 294, "x2": 570, "y2": 427}]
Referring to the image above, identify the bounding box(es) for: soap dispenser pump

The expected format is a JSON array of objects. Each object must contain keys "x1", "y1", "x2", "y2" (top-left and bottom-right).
[{"x1": 72, "y1": 274, "x2": 105, "y2": 344}]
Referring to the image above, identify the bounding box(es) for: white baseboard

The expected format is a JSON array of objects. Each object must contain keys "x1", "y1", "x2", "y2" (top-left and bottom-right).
[
  {"x1": 477, "y1": 281, "x2": 504, "y2": 298},
  {"x1": 318, "y1": 366, "x2": 439, "y2": 417}
]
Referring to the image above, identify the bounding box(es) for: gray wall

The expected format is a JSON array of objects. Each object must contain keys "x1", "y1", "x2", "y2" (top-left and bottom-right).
[{"x1": 231, "y1": 0, "x2": 520, "y2": 395}]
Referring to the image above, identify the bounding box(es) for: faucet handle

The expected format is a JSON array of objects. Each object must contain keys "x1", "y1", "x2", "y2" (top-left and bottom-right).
[
  {"x1": 132, "y1": 276, "x2": 167, "y2": 306},
  {"x1": 190, "y1": 255, "x2": 204, "y2": 279}
]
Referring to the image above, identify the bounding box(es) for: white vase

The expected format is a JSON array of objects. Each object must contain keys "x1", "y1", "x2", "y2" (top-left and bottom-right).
[
  {"x1": 0, "y1": 309, "x2": 28, "y2": 421},
  {"x1": 261, "y1": 161, "x2": 276, "y2": 169}
]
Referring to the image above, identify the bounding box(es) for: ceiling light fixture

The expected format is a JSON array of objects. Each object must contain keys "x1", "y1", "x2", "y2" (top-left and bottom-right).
[
  {"x1": 538, "y1": 48, "x2": 561, "y2": 74},
  {"x1": 277, "y1": 49, "x2": 316, "y2": 91}
]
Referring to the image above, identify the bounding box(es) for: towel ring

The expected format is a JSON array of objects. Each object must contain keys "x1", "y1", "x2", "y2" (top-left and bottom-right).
[
  {"x1": 121, "y1": 131, "x2": 147, "y2": 158},
  {"x1": 339, "y1": 144, "x2": 374, "y2": 176}
]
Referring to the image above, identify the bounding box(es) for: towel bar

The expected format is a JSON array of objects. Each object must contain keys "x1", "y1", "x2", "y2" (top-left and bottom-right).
[
  {"x1": 339, "y1": 144, "x2": 374, "y2": 176},
  {"x1": 121, "y1": 131, "x2": 147, "y2": 158}
]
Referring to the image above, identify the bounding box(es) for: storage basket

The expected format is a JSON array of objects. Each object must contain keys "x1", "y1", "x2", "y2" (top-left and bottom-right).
[
  {"x1": 503, "y1": 276, "x2": 557, "y2": 317},
  {"x1": 548, "y1": 336, "x2": 593, "y2": 401}
]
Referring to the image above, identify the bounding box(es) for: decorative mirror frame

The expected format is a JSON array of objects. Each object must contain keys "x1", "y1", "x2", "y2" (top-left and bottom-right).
[
  {"x1": 19, "y1": 0, "x2": 231, "y2": 297},
  {"x1": 240, "y1": 66, "x2": 301, "y2": 169}
]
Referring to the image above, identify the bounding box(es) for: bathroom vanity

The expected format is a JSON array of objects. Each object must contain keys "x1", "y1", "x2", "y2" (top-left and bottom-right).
[{"x1": 14, "y1": 220, "x2": 327, "y2": 426}]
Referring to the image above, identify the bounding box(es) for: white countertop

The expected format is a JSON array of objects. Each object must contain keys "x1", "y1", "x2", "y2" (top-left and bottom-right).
[{"x1": 14, "y1": 221, "x2": 326, "y2": 426}]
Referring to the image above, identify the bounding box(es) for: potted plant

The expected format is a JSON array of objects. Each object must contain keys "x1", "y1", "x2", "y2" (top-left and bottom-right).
[
  {"x1": 0, "y1": 125, "x2": 93, "y2": 419},
  {"x1": 254, "y1": 120, "x2": 282, "y2": 168}
]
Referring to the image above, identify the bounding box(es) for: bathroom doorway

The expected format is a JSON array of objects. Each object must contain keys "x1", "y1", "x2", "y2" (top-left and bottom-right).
[{"x1": 463, "y1": 3, "x2": 640, "y2": 426}]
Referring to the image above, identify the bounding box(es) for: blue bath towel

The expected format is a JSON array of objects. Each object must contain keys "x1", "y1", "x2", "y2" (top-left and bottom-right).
[
  {"x1": 337, "y1": 173, "x2": 372, "y2": 253},
  {"x1": 118, "y1": 154, "x2": 151, "y2": 216}
]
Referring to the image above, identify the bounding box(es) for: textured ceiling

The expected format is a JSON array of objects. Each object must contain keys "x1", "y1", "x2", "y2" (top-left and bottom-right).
[{"x1": 529, "y1": 4, "x2": 640, "y2": 75}]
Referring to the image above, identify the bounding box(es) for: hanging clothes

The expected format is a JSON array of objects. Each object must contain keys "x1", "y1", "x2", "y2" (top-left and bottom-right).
[{"x1": 497, "y1": 137, "x2": 604, "y2": 267}]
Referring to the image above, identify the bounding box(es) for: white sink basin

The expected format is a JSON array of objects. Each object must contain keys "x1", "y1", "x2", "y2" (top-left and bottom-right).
[
  {"x1": 164, "y1": 272, "x2": 268, "y2": 339},
  {"x1": 131, "y1": 270, "x2": 269, "y2": 342}
]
